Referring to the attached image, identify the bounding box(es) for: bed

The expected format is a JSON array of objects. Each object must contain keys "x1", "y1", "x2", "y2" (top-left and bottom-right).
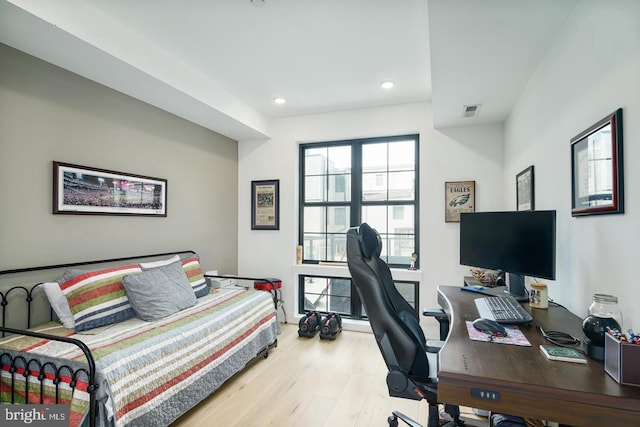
[{"x1": 0, "y1": 251, "x2": 279, "y2": 427}]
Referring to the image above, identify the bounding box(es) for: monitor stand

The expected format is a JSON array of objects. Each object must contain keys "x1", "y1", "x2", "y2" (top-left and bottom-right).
[{"x1": 480, "y1": 273, "x2": 529, "y2": 302}]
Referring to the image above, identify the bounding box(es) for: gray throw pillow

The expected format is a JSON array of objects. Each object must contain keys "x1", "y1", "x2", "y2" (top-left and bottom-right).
[{"x1": 122, "y1": 260, "x2": 197, "y2": 321}]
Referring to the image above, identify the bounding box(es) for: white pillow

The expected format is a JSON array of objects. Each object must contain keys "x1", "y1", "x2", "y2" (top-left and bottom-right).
[
  {"x1": 41, "y1": 282, "x2": 75, "y2": 329},
  {"x1": 139, "y1": 255, "x2": 180, "y2": 270}
]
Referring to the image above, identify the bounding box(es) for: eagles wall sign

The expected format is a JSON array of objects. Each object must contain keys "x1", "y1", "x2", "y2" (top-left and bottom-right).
[{"x1": 445, "y1": 181, "x2": 475, "y2": 222}]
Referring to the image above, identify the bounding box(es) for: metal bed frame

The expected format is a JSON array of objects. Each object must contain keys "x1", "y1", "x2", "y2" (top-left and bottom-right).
[{"x1": 0, "y1": 250, "x2": 281, "y2": 427}]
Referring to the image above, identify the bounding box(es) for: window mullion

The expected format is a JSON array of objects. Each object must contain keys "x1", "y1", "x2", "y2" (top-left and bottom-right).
[{"x1": 352, "y1": 142, "x2": 362, "y2": 227}]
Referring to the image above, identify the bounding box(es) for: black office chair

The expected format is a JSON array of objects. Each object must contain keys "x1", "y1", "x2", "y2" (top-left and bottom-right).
[{"x1": 346, "y1": 223, "x2": 464, "y2": 427}]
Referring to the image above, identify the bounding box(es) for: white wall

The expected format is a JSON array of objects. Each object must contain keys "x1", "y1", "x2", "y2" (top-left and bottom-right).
[
  {"x1": 238, "y1": 101, "x2": 505, "y2": 331},
  {"x1": 505, "y1": 0, "x2": 640, "y2": 330}
]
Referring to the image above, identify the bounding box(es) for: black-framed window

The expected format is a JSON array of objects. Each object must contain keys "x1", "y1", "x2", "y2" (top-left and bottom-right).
[
  {"x1": 298, "y1": 275, "x2": 418, "y2": 320},
  {"x1": 299, "y1": 134, "x2": 419, "y2": 268}
]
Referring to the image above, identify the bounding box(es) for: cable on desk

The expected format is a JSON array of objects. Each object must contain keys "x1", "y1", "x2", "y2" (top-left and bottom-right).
[
  {"x1": 548, "y1": 298, "x2": 567, "y2": 310},
  {"x1": 536, "y1": 325, "x2": 581, "y2": 349}
]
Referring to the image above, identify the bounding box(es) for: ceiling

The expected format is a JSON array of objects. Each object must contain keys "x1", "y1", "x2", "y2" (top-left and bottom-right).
[{"x1": 0, "y1": 0, "x2": 577, "y2": 141}]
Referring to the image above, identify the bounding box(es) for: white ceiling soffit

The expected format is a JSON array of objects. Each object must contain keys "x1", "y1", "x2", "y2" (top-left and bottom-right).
[
  {"x1": 0, "y1": 0, "x2": 431, "y2": 141},
  {"x1": 81, "y1": 0, "x2": 431, "y2": 122},
  {"x1": 0, "y1": 0, "x2": 271, "y2": 141},
  {"x1": 1, "y1": 0, "x2": 579, "y2": 136},
  {"x1": 428, "y1": 0, "x2": 578, "y2": 128}
]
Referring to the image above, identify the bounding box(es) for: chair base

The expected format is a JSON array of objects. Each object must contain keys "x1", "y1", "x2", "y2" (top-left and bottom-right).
[
  {"x1": 387, "y1": 411, "x2": 422, "y2": 427},
  {"x1": 387, "y1": 404, "x2": 465, "y2": 427}
]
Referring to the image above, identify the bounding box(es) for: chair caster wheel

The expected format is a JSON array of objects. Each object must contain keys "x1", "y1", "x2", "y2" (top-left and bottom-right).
[{"x1": 387, "y1": 415, "x2": 398, "y2": 427}]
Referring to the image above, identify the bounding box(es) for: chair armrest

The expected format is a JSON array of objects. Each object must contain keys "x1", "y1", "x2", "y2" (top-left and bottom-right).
[
  {"x1": 423, "y1": 308, "x2": 450, "y2": 341},
  {"x1": 422, "y1": 308, "x2": 447, "y2": 319}
]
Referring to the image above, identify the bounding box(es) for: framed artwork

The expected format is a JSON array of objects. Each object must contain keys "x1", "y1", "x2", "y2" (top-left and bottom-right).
[
  {"x1": 571, "y1": 108, "x2": 624, "y2": 217},
  {"x1": 251, "y1": 179, "x2": 280, "y2": 230},
  {"x1": 445, "y1": 180, "x2": 475, "y2": 222},
  {"x1": 516, "y1": 166, "x2": 535, "y2": 211},
  {"x1": 53, "y1": 161, "x2": 167, "y2": 216}
]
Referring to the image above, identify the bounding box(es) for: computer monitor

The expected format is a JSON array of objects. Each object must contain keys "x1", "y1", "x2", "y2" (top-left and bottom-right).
[{"x1": 459, "y1": 210, "x2": 556, "y2": 299}]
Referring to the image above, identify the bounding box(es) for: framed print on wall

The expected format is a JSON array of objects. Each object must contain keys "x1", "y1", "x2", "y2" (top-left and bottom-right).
[
  {"x1": 251, "y1": 179, "x2": 280, "y2": 230},
  {"x1": 53, "y1": 161, "x2": 167, "y2": 216},
  {"x1": 445, "y1": 180, "x2": 475, "y2": 222},
  {"x1": 516, "y1": 165, "x2": 535, "y2": 211},
  {"x1": 571, "y1": 108, "x2": 624, "y2": 217}
]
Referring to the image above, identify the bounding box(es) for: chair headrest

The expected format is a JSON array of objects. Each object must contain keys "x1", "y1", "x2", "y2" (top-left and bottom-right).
[{"x1": 358, "y1": 223, "x2": 382, "y2": 259}]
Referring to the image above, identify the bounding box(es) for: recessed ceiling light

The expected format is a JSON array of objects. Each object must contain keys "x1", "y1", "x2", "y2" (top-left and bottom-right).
[
  {"x1": 380, "y1": 80, "x2": 395, "y2": 89},
  {"x1": 251, "y1": 0, "x2": 266, "y2": 7},
  {"x1": 273, "y1": 97, "x2": 286, "y2": 104}
]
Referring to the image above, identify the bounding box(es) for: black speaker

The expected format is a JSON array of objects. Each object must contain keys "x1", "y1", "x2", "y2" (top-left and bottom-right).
[
  {"x1": 298, "y1": 311, "x2": 321, "y2": 338},
  {"x1": 319, "y1": 313, "x2": 342, "y2": 340}
]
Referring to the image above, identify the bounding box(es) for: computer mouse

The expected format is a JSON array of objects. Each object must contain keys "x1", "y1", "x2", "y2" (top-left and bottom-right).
[{"x1": 472, "y1": 318, "x2": 508, "y2": 337}]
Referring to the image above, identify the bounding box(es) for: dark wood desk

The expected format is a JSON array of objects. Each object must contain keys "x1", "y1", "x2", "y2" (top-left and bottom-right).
[{"x1": 436, "y1": 285, "x2": 640, "y2": 427}]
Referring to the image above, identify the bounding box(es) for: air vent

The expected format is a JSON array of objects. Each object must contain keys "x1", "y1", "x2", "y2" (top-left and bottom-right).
[{"x1": 462, "y1": 104, "x2": 481, "y2": 118}]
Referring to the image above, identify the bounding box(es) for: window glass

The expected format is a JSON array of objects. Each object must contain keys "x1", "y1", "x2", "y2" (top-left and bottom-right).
[
  {"x1": 305, "y1": 176, "x2": 326, "y2": 202},
  {"x1": 302, "y1": 277, "x2": 330, "y2": 312},
  {"x1": 328, "y1": 206, "x2": 350, "y2": 233},
  {"x1": 300, "y1": 277, "x2": 351, "y2": 315},
  {"x1": 392, "y1": 206, "x2": 404, "y2": 220},
  {"x1": 362, "y1": 143, "x2": 387, "y2": 173},
  {"x1": 328, "y1": 174, "x2": 351, "y2": 201},
  {"x1": 326, "y1": 234, "x2": 347, "y2": 262},
  {"x1": 303, "y1": 206, "x2": 325, "y2": 233},
  {"x1": 327, "y1": 146, "x2": 351, "y2": 174},
  {"x1": 302, "y1": 234, "x2": 325, "y2": 261},
  {"x1": 305, "y1": 147, "x2": 327, "y2": 175},
  {"x1": 299, "y1": 276, "x2": 417, "y2": 321},
  {"x1": 388, "y1": 206, "x2": 414, "y2": 233},
  {"x1": 394, "y1": 282, "x2": 416, "y2": 307},
  {"x1": 327, "y1": 278, "x2": 351, "y2": 314},
  {"x1": 361, "y1": 205, "x2": 387, "y2": 234},
  {"x1": 387, "y1": 234, "x2": 415, "y2": 265},
  {"x1": 388, "y1": 140, "x2": 415, "y2": 171},
  {"x1": 388, "y1": 171, "x2": 415, "y2": 200},
  {"x1": 362, "y1": 172, "x2": 387, "y2": 201}
]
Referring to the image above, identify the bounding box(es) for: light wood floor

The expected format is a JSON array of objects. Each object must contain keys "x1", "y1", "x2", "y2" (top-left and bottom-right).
[{"x1": 171, "y1": 323, "x2": 488, "y2": 427}]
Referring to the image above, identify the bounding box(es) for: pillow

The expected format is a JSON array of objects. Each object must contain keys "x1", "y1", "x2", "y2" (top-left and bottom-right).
[
  {"x1": 139, "y1": 254, "x2": 180, "y2": 270},
  {"x1": 122, "y1": 261, "x2": 197, "y2": 321},
  {"x1": 58, "y1": 264, "x2": 141, "y2": 332},
  {"x1": 41, "y1": 282, "x2": 75, "y2": 329},
  {"x1": 181, "y1": 257, "x2": 208, "y2": 298}
]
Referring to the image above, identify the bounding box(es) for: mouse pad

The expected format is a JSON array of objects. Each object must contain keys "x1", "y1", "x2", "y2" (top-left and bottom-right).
[{"x1": 465, "y1": 321, "x2": 531, "y2": 346}]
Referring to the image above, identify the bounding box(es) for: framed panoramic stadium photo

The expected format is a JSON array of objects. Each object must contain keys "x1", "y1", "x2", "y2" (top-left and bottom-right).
[{"x1": 53, "y1": 161, "x2": 167, "y2": 216}]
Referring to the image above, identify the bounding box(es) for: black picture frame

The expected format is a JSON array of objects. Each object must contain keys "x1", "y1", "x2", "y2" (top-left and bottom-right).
[
  {"x1": 571, "y1": 108, "x2": 624, "y2": 217},
  {"x1": 516, "y1": 165, "x2": 535, "y2": 211},
  {"x1": 53, "y1": 161, "x2": 167, "y2": 216},
  {"x1": 251, "y1": 179, "x2": 280, "y2": 230}
]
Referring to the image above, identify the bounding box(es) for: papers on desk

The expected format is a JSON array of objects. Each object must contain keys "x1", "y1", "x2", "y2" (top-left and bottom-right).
[{"x1": 465, "y1": 321, "x2": 531, "y2": 346}]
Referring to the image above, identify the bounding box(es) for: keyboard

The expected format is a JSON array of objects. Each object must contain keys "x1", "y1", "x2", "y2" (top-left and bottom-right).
[{"x1": 474, "y1": 296, "x2": 533, "y2": 324}]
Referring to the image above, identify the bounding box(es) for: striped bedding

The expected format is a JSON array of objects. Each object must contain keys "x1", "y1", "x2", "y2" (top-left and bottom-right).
[{"x1": 0, "y1": 287, "x2": 278, "y2": 427}]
